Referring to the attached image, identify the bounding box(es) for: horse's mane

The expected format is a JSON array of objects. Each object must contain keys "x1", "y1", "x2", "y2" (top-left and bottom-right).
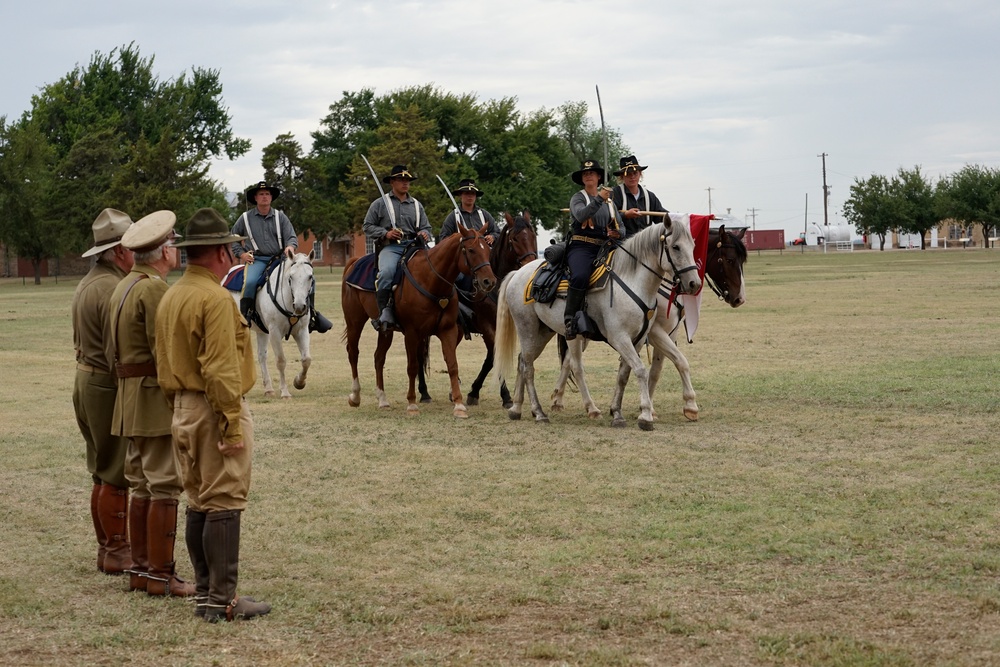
[
  {"x1": 615, "y1": 222, "x2": 669, "y2": 271},
  {"x1": 712, "y1": 227, "x2": 748, "y2": 263}
]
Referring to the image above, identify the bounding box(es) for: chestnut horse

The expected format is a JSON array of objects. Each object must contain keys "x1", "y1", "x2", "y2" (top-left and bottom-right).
[
  {"x1": 341, "y1": 221, "x2": 497, "y2": 418},
  {"x1": 417, "y1": 211, "x2": 538, "y2": 408}
]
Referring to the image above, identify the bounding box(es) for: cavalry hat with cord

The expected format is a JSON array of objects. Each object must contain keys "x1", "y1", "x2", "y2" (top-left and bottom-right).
[
  {"x1": 245, "y1": 181, "x2": 281, "y2": 204},
  {"x1": 613, "y1": 155, "x2": 648, "y2": 177},
  {"x1": 82, "y1": 209, "x2": 134, "y2": 258}
]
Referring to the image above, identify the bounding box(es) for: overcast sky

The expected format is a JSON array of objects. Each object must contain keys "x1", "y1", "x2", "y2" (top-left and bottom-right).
[{"x1": 6, "y1": 1, "x2": 999, "y2": 240}]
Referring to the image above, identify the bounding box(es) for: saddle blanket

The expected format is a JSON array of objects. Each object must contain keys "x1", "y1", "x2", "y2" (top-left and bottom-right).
[
  {"x1": 523, "y1": 250, "x2": 614, "y2": 304},
  {"x1": 345, "y1": 254, "x2": 377, "y2": 292},
  {"x1": 222, "y1": 265, "x2": 245, "y2": 292}
]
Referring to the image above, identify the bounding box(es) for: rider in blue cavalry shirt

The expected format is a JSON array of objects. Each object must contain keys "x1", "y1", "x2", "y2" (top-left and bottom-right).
[
  {"x1": 231, "y1": 181, "x2": 331, "y2": 334},
  {"x1": 565, "y1": 159, "x2": 625, "y2": 340}
]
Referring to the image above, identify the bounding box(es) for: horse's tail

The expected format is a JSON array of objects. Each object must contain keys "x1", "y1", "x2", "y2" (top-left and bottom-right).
[{"x1": 493, "y1": 273, "x2": 518, "y2": 385}]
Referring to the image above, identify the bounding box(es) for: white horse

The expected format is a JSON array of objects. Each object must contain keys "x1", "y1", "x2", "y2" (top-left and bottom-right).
[
  {"x1": 550, "y1": 226, "x2": 748, "y2": 422},
  {"x1": 226, "y1": 251, "x2": 314, "y2": 399},
  {"x1": 494, "y1": 221, "x2": 701, "y2": 430}
]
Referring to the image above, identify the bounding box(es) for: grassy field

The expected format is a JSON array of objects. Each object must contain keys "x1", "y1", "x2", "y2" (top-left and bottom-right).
[{"x1": 1, "y1": 248, "x2": 999, "y2": 666}]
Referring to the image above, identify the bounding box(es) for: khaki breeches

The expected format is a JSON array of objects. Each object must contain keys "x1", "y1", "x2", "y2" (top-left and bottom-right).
[
  {"x1": 73, "y1": 369, "x2": 129, "y2": 487},
  {"x1": 124, "y1": 434, "x2": 184, "y2": 500},
  {"x1": 170, "y1": 391, "x2": 254, "y2": 513}
]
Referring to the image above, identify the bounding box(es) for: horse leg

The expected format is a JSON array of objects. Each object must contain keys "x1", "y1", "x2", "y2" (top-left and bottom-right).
[
  {"x1": 519, "y1": 353, "x2": 549, "y2": 424},
  {"x1": 614, "y1": 341, "x2": 655, "y2": 431},
  {"x1": 649, "y1": 326, "x2": 698, "y2": 421},
  {"x1": 466, "y1": 350, "x2": 491, "y2": 406},
  {"x1": 507, "y1": 353, "x2": 526, "y2": 421},
  {"x1": 565, "y1": 339, "x2": 601, "y2": 419},
  {"x1": 270, "y1": 331, "x2": 292, "y2": 399},
  {"x1": 292, "y1": 325, "x2": 311, "y2": 392},
  {"x1": 345, "y1": 319, "x2": 363, "y2": 408},
  {"x1": 374, "y1": 331, "x2": 393, "y2": 409},
  {"x1": 549, "y1": 352, "x2": 572, "y2": 413},
  {"x1": 610, "y1": 359, "x2": 633, "y2": 428},
  {"x1": 256, "y1": 331, "x2": 276, "y2": 397},
  {"x1": 437, "y1": 328, "x2": 468, "y2": 419}
]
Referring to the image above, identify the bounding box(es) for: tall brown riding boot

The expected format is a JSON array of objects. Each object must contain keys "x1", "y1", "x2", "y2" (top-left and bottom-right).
[
  {"x1": 203, "y1": 510, "x2": 271, "y2": 622},
  {"x1": 90, "y1": 483, "x2": 108, "y2": 572},
  {"x1": 146, "y1": 499, "x2": 196, "y2": 597},
  {"x1": 127, "y1": 496, "x2": 150, "y2": 591},
  {"x1": 97, "y1": 484, "x2": 133, "y2": 574},
  {"x1": 185, "y1": 508, "x2": 210, "y2": 617}
]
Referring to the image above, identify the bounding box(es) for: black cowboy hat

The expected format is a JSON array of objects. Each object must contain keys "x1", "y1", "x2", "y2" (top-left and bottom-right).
[
  {"x1": 571, "y1": 159, "x2": 605, "y2": 185},
  {"x1": 451, "y1": 178, "x2": 484, "y2": 197},
  {"x1": 245, "y1": 180, "x2": 281, "y2": 204},
  {"x1": 613, "y1": 155, "x2": 648, "y2": 176},
  {"x1": 383, "y1": 165, "x2": 416, "y2": 183}
]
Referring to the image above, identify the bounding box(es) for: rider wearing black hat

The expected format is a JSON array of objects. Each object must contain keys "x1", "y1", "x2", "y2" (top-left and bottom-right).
[
  {"x1": 564, "y1": 159, "x2": 626, "y2": 340},
  {"x1": 231, "y1": 180, "x2": 331, "y2": 334},
  {"x1": 436, "y1": 179, "x2": 499, "y2": 245},
  {"x1": 611, "y1": 155, "x2": 668, "y2": 236}
]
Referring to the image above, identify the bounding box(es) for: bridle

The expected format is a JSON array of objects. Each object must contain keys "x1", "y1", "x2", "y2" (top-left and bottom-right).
[
  {"x1": 704, "y1": 233, "x2": 744, "y2": 304},
  {"x1": 265, "y1": 255, "x2": 312, "y2": 338}
]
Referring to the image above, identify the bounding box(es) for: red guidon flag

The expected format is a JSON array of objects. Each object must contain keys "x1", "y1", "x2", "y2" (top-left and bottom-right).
[{"x1": 668, "y1": 214, "x2": 712, "y2": 342}]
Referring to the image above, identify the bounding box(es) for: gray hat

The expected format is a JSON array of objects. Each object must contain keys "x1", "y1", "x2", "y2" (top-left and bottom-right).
[
  {"x1": 173, "y1": 208, "x2": 246, "y2": 247},
  {"x1": 82, "y1": 209, "x2": 134, "y2": 258}
]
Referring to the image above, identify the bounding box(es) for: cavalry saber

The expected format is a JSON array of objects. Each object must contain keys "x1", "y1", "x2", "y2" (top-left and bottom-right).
[
  {"x1": 596, "y1": 85, "x2": 609, "y2": 188},
  {"x1": 435, "y1": 175, "x2": 464, "y2": 227},
  {"x1": 360, "y1": 154, "x2": 398, "y2": 231}
]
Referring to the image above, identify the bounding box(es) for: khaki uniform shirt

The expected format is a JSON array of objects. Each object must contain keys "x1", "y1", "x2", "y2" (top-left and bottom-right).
[
  {"x1": 72, "y1": 260, "x2": 128, "y2": 373},
  {"x1": 155, "y1": 265, "x2": 255, "y2": 445},
  {"x1": 109, "y1": 264, "x2": 172, "y2": 438}
]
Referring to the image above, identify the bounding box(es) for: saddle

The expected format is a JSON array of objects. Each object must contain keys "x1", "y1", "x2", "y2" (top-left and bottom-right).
[
  {"x1": 344, "y1": 243, "x2": 426, "y2": 293},
  {"x1": 222, "y1": 256, "x2": 282, "y2": 295},
  {"x1": 524, "y1": 249, "x2": 616, "y2": 305}
]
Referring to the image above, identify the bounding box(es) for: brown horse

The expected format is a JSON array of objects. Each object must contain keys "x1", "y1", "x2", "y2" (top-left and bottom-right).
[
  {"x1": 417, "y1": 211, "x2": 538, "y2": 408},
  {"x1": 342, "y1": 221, "x2": 497, "y2": 418}
]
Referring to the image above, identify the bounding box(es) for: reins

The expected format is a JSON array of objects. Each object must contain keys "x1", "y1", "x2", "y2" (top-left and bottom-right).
[{"x1": 265, "y1": 255, "x2": 311, "y2": 339}]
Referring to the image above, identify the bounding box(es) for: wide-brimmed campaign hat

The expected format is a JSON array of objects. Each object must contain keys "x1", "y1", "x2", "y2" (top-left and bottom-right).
[
  {"x1": 571, "y1": 159, "x2": 605, "y2": 185},
  {"x1": 82, "y1": 209, "x2": 134, "y2": 258},
  {"x1": 451, "y1": 178, "x2": 484, "y2": 197},
  {"x1": 173, "y1": 208, "x2": 246, "y2": 247},
  {"x1": 121, "y1": 211, "x2": 178, "y2": 253},
  {"x1": 613, "y1": 155, "x2": 648, "y2": 176},
  {"x1": 245, "y1": 180, "x2": 281, "y2": 204},
  {"x1": 383, "y1": 165, "x2": 416, "y2": 183}
]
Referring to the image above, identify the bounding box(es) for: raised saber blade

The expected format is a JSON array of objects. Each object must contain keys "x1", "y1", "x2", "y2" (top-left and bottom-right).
[
  {"x1": 360, "y1": 154, "x2": 397, "y2": 230},
  {"x1": 596, "y1": 85, "x2": 609, "y2": 187}
]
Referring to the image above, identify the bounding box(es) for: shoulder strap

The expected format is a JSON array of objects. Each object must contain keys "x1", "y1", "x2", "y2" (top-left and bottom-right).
[
  {"x1": 274, "y1": 209, "x2": 283, "y2": 249},
  {"x1": 477, "y1": 209, "x2": 486, "y2": 229},
  {"x1": 241, "y1": 212, "x2": 258, "y2": 252},
  {"x1": 111, "y1": 274, "x2": 149, "y2": 364}
]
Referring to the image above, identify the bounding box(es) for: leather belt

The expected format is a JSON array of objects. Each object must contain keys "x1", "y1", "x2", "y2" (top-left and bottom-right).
[
  {"x1": 116, "y1": 362, "x2": 157, "y2": 378},
  {"x1": 571, "y1": 235, "x2": 604, "y2": 246}
]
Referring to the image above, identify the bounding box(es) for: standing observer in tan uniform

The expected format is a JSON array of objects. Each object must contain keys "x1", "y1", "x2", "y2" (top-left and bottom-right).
[
  {"x1": 109, "y1": 211, "x2": 195, "y2": 597},
  {"x1": 155, "y1": 208, "x2": 270, "y2": 622},
  {"x1": 72, "y1": 209, "x2": 135, "y2": 575}
]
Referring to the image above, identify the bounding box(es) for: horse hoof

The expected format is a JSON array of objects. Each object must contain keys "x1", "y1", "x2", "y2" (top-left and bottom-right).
[
  {"x1": 453, "y1": 407, "x2": 468, "y2": 419},
  {"x1": 550, "y1": 404, "x2": 564, "y2": 413},
  {"x1": 264, "y1": 390, "x2": 276, "y2": 398},
  {"x1": 587, "y1": 410, "x2": 602, "y2": 420},
  {"x1": 293, "y1": 378, "x2": 306, "y2": 390},
  {"x1": 683, "y1": 409, "x2": 699, "y2": 422},
  {"x1": 406, "y1": 405, "x2": 420, "y2": 416},
  {"x1": 419, "y1": 394, "x2": 432, "y2": 404},
  {"x1": 611, "y1": 417, "x2": 626, "y2": 428},
  {"x1": 348, "y1": 395, "x2": 360, "y2": 408},
  {"x1": 281, "y1": 394, "x2": 292, "y2": 400},
  {"x1": 502, "y1": 401, "x2": 513, "y2": 410},
  {"x1": 638, "y1": 419, "x2": 655, "y2": 431},
  {"x1": 466, "y1": 395, "x2": 479, "y2": 406},
  {"x1": 535, "y1": 415, "x2": 550, "y2": 424},
  {"x1": 507, "y1": 410, "x2": 521, "y2": 421}
]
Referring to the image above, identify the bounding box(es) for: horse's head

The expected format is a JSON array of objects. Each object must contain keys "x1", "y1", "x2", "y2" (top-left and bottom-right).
[
  {"x1": 495, "y1": 211, "x2": 538, "y2": 276},
  {"x1": 706, "y1": 225, "x2": 747, "y2": 307},
  {"x1": 284, "y1": 251, "x2": 315, "y2": 316},
  {"x1": 657, "y1": 218, "x2": 701, "y2": 295},
  {"x1": 457, "y1": 217, "x2": 497, "y2": 298}
]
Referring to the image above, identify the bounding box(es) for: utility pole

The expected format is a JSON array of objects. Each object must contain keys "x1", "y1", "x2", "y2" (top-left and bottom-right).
[
  {"x1": 705, "y1": 187, "x2": 713, "y2": 214},
  {"x1": 746, "y1": 207, "x2": 759, "y2": 230},
  {"x1": 818, "y1": 153, "x2": 830, "y2": 228}
]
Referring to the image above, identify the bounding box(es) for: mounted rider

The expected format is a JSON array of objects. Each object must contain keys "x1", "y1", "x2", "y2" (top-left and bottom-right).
[
  {"x1": 564, "y1": 159, "x2": 626, "y2": 340},
  {"x1": 231, "y1": 181, "x2": 331, "y2": 334},
  {"x1": 362, "y1": 165, "x2": 432, "y2": 332},
  {"x1": 611, "y1": 155, "x2": 669, "y2": 236}
]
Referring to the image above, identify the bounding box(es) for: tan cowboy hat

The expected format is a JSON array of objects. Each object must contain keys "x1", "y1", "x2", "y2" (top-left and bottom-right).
[
  {"x1": 82, "y1": 209, "x2": 134, "y2": 258},
  {"x1": 173, "y1": 208, "x2": 246, "y2": 247},
  {"x1": 121, "y1": 211, "x2": 178, "y2": 252},
  {"x1": 570, "y1": 159, "x2": 605, "y2": 185}
]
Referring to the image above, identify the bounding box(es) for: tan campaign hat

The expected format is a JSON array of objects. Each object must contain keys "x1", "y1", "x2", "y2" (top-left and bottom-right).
[
  {"x1": 82, "y1": 208, "x2": 134, "y2": 258},
  {"x1": 121, "y1": 211, "x2": 178, "y2": 252},
  {"x1": 173, "y1": 208, "x2": 246, "y2": 247}
]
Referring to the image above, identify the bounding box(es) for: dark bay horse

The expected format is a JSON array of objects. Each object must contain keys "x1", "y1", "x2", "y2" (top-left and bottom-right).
[
  {"x1": 417, "y1": 211, "x2": 538, "y2": 408},
  {"x1": 342, "y1": 222, "x2": 497, "y2": 418}
]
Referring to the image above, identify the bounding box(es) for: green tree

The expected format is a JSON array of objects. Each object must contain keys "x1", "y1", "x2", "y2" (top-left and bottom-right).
[
  {"x1": 0, "y1": 119, "x2": 64, "y2": 283},
  {"x1": 937, "y1": 165, "x2": 1000, "y2": 246},
  {"x1": 553, "y1": 100, "x2": 629, "y2": 172},
  {"x1": 842, "y1": 174, "x2": 897, "y2": 250},
  {"x1": 891, "y1": 166, "x2": 938, "y2": 250}
]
